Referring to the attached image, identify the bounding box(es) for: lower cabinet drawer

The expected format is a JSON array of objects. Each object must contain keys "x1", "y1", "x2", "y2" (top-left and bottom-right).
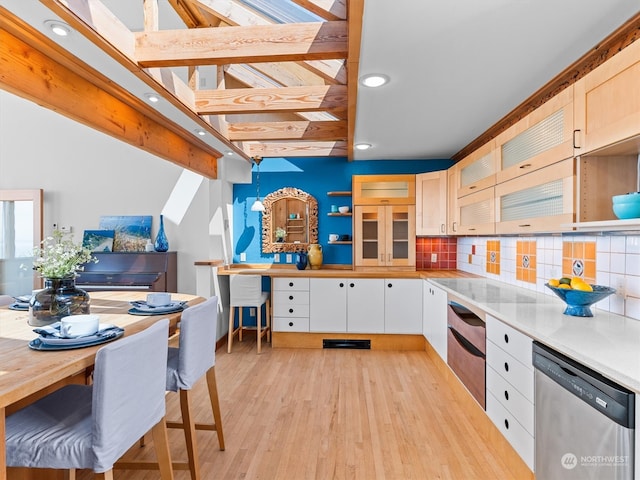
[
  {"x1": 273, "y1": 316, "x2": 309, "y2": 332},
  {"x1": 273, "y1": 303, "x2": 310, "y2": 318},
  {"x1": 447, "y1": 327, "x2": 485, "y2": 409},
  {"x1": 486, "y1": 391, "x2": 534, "y2": 471},
  {"x1": 486, "y1": 365, "x2": 534, "y2": 435},
  {"x1": 486, "y1": 340, "x2": 534, "y2": 400}
]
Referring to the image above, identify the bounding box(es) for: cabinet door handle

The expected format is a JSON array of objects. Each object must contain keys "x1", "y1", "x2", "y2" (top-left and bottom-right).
[
  {"x1": 440, "y1": 223, "x2": 445, "y2": 233},
  {"x1": 504, "y1": 333, "x2": 509, "y2": 344},
  {"x1": 518, "y1": 224, "x2": 531, "y2": 228},
  {"x1": 349, "y1": 283, "x2": 355, "y2": 288},
  {"x1": 469, "y1": 185, "x2": 477, "y2": 190},
  {"x1": 452, "y1": 222, "x2": 457, "y2": 232},
  {"x1": 339, "y1": 282, "x2": 344, "y2": 288},
  {"x1": 504, "y1": 390, "x2": 509, "y2": 401},
  {"x1": 573, "y1": 129, "x2": 581, "y2": 149},
  {"x1": 504, "y1": 362, "x2": 510, "y2": 372},
  {"x1": 504, "y1": 419, "x2": 510, "y2": 430},
  {"x1": 519, "y1": 163, "x2": 532, "y2": 169},
  {"x1": 387, "y1": 283, "x2": 393, "y2": 288}
]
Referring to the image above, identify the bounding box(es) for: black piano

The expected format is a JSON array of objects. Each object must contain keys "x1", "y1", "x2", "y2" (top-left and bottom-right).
[{"x1": 76, "y1": 252, "x2": 177, "y2": 292}]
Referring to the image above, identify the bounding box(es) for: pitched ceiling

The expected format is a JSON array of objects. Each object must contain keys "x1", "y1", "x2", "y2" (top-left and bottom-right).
[{"x1": 1, "y1": 0, "x2": 640, "y2": 174}]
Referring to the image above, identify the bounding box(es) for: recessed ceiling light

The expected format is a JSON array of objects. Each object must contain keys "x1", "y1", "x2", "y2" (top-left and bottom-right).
[
  {"x1": 355, "y1": 143, "x2": 372, "y2": 150},
  {"x1": 194, "y1": 129, "x2": 206, "y2": 136},
  {"x1": 360, "y1": 74, "x2": 389, "y2": 88},
  {"x1": 144, "y1": 93, "x2": 160, "y2": 103},
  {"x1": 44, "y1": 20, "x2": 71, "y2": 37}
]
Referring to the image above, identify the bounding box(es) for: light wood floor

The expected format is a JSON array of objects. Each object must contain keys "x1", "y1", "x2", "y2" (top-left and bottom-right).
[{"x1": 79, "y1": 338, "x2": 531, "y2": 479}]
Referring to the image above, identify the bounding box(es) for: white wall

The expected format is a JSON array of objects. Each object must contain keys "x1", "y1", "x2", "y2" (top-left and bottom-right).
[{"x1": 0, "y1": 90, "x2": 232, "y2": 297}]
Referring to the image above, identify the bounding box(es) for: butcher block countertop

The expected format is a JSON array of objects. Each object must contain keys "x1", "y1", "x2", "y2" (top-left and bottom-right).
[{"x1": 203, "y1": 262, "x2": 480, "y2": 279}]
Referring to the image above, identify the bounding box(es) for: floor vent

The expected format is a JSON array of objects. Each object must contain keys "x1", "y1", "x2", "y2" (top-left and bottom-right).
[{"x1": 323, "y1": 339, "x2": 371, "y2": 349}]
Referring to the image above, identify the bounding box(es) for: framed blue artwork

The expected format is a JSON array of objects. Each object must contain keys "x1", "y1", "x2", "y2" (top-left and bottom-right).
[
  {"x1": 82, "y1": 229, "x2": 115, "y2": 252},
  {"x1": 98, "y1": 215, "x2": 152, "y2": 252}
]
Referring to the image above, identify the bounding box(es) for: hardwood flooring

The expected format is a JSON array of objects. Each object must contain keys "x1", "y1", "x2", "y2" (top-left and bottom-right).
[{"x1": 79, "y1": 338, "x2": 531, "y2": 479}]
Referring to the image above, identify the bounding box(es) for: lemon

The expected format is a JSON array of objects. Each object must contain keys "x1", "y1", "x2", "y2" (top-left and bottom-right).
[
  {"x1": 559, "y1": 277, "x2": 571, "y2": 285},
  {"x1": 570, "y1": 277, "x2": 587, "y2": 289},
  {"x1": 572, "y1": 282, "x2": 593, "y2": 292},
  {"x1": 548, "y1": 279, "x2": 560, "y2": 287},
  {"x1": 557, "y1": 284, "x2": 572, "y2": 289}
]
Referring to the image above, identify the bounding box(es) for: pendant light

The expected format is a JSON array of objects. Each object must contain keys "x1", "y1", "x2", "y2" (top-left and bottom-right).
[{"x1": 250, "y1": 156, "x2": 265, "y2": 212}]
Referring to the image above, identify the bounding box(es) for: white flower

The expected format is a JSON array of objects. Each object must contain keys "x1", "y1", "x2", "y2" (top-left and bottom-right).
[{"x1": 32, "y1": 229, "x2": 97, "y2": 278}]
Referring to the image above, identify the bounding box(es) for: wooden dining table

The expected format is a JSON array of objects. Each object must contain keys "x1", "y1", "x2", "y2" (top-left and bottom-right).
[{"x1": 0, "y1": 290, "x2": 203, "y2": 480}]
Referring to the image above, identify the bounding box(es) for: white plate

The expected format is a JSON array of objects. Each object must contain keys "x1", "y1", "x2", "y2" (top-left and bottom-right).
[{"x1": 38, "y1": 324, "x2": 120, "y2": 346}]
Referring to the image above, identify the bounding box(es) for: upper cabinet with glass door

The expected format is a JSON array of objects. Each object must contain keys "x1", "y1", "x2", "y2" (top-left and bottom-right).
[
  {"x1": 495, "y1": 87, "x2": 574, "y2": 185},
  {"x1": 353, "y1": 175, "x2": 415, "y2": 206},
  {"x1": 454, "y1": 140, "x2": 498, "y2": 199}
]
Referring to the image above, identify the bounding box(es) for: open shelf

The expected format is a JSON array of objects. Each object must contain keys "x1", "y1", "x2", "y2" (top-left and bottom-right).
[
  {"x1": 328, "y1": 212, "x2": 352, "y2": 217},
  {"x1": 328, "y1": 241, "x2": 352, "y2": 245},
  {"x1": 327, "y1": 191, "x2": 352, "y2": 196}
]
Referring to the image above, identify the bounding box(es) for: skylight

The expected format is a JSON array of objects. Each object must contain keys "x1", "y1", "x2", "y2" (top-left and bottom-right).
[{"x1": 239, "y1": 0, "x2": 322, "y2": 23}]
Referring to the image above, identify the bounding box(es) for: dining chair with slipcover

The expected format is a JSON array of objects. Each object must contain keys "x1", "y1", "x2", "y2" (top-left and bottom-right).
[
  {"x1": 5, "y1": 319, "x2": 173, "y2": 479},
  {"x1": 117, "y1": 295, "x2": 225, "y2": 480},
  {"x1": 228, "y1": 274, "x2": 271, "y2": 354}
]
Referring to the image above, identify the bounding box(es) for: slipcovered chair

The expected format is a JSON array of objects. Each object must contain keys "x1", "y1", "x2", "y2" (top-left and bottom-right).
[
  {"x1": 5, "y1": 319, "x2": 173, "y2": 479},
  {"x1": 0, "y1": 295, "x2": 13, "y2": 306},
  {"x1": 228, "y1": 274, "x2": 271, "y2": 354},
  {"x1": 118, "y1": 296, "x2": 225, "y2": 480}
]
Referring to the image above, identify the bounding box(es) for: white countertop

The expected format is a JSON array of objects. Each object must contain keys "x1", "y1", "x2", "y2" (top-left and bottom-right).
[{"x1": 428, "y1": 277, "x2": 640, "y2": 393}]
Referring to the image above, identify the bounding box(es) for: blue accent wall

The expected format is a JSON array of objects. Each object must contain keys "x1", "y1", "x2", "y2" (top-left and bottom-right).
[{"x1": 232, "y1": 156, "x2": 453, "y2": 265}]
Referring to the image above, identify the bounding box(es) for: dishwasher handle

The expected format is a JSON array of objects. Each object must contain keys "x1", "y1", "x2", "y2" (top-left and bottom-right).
[{"x1": 533, "y1": 344, "x2": 634, "y2": 428}]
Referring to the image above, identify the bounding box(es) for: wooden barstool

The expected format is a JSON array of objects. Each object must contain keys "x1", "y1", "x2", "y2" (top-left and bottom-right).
[{"x1": 228, "y1": 274, "x2": 271, "y2": 354}]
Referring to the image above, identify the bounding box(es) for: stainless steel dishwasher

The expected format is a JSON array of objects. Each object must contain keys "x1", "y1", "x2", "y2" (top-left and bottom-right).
[{"x1": 533, "y1": 342, "x2": 635, "y2": 479}]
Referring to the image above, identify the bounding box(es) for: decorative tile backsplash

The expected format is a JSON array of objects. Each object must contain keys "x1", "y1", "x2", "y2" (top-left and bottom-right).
[
  {"x1": 456, "y1": 234, "x2": 640, "y2": 321},
  {"x1": 416, "y1": 237, "x2": 457, "y2": 270},
  {"x1": 486, "y1": 240, "x2": 501, "y2": 275}
]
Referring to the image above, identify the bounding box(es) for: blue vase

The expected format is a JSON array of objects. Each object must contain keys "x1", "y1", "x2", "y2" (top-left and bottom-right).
[
  {"x1": 296, "y1": 252, "x2": 308, "y2": 270},
  {"x1": 154, "y1": 215, "x2": 169, "y2": 252}
]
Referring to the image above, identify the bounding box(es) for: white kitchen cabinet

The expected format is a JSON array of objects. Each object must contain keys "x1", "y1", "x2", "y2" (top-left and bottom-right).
[
  {"x1": 384, "y1": 279, "x2": 423, "y2": 334},
  {"x1": 415, "y1": 171, "x2": 448, "y2": 236},
  {"x1": 272, "y1": 278, "x2": 310, "y2": 333},
  {"x1": 422, "y1": 281, "x2": 448, "y2": 362},
  {"x1": 485, "y1": 314, "x2": 534, "y2": 471},
  {"x1": 309, "y1": 278, "x2": 348, "y2": 332},
  {"x1": 346, "y1": 279, "x2": 385, "y2": 333}
]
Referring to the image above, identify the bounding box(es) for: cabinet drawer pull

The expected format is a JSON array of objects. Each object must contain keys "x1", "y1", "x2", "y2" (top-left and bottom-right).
[
  {"x1": 289, "y1": 282, "x2": 294, "y2": 287},
  {"x1": 504, "y1": 390, "x2": 509, "y2": 401},
  {"x1": 504, "y1": 333, "x2": 509, "y2": 344},
  {"x1": 518, "y1": 224, "x2": 531, "y2": 228},
  {"x1": 469, "y1": 185, "x2": 477, "y2": 190},
  {"x1": 504, "y1": 419, "x2": 509, "y2": 430},
  {"x1": 289, "y1": 321, "x2": 294, "y2": 327},
  {"x1": 504, "y1": 362, "x2": 509, "y2": 372},
  {"x1": 519, "y1": 163, "x2": 532, "y2": 169},
  {"x1": 339, "y1": 282, "x2": 344, "y2": 288},
  {"x1": 289, "y1": 295, "x2": 294, "y2": 300},
  {"x1": 289, "y1": 308, "x2": 294, "y2": 313}
]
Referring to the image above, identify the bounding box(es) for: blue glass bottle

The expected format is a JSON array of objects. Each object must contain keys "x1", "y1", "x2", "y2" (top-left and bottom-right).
[{"x1": 154, "y1": 214, "x2": 169, "y2": 252}]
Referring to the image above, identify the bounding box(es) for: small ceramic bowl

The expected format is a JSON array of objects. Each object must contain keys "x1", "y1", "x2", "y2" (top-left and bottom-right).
[
  {"x1": 612, "y1": 192, "x2": 640, "y2": 219},
  {"x1": 338, "y1": 206, "x2": 350, "y2": 214}
]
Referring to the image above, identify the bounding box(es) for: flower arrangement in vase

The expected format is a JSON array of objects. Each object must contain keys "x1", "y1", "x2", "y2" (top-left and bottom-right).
[
  {"x1": 275, "y1": 226, "x2": 287, "y2": 243},
  {"x1": 28, "y1": 229, "x2": 98, "y2": 326}
]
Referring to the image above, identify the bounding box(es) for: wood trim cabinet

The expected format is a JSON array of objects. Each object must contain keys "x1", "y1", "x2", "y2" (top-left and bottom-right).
[
  {"x1": 454, "y1": 187, "x2": 495, "y2": 235},
  {"x1": 495, "y1": 158, "x2": 575, "y2": 234},
  {"x1": 352, "y1": 174, "x2": 416, "y2": 206},
  {"x1": 416, "y1": 170, "x2": 448, "y2": 236},
  {"x1": 574, "y1": 39, "x2": 640, "y2": 156},
  {"x1": 495, "y1": 87, "x2": 574, "y2": 185},
  {"x1": 354, "y1": 205, "x2": 416, "y2": 269},
  {"x1": 455, "y1": 141, "x2": 498, "y2": 198}
]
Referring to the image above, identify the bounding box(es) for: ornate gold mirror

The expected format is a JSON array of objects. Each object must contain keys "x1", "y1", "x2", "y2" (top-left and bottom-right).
[{"x1": 262, "y1": 187, "x2": 318, "y2": 253}]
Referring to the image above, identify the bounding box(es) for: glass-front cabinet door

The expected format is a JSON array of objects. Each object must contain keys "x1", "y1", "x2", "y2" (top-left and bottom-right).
[{"x1": 354, "y1": 205, "x2": 415, "y2": 269}]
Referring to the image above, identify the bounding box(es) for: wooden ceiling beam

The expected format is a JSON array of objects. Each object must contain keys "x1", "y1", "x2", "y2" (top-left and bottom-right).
[
  {"x1": 228, "y1": 120, "x2": 347, "y2": 141},
  {"x1": 168, "y1": 0, "x2": 222, "y2": 28},
  {"x1": 134, "y1": 22, "x2": 348, "y2": 67},
  {"x1": 247, "y1": 141, "x2": 348, "y2": 157},
  {"x1": 195, "y1": 85, "x2": 347, "y2": 114},
  {"x1": 0, "y1": 19, "x2": 219, "y2": 178},
  {"x1": 192, "y1": 0, "x2": 345, "y2": 83},
  {"x1": 346, "y1": 0, "x2": 364, "y2": 160}
]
